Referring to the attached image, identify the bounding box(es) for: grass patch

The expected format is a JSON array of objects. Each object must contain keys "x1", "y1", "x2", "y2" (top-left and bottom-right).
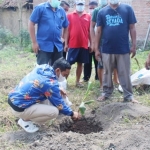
[{"x1": 0, "y1": 47, "x2": 150, "y2": 134}]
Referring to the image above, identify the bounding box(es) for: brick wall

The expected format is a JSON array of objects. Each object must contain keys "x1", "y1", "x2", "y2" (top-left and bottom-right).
[{"x1": 132, "y1": 0, "x2": 150, "y2": 42}]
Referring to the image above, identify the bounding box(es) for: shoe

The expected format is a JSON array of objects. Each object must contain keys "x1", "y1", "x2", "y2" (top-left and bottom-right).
[
  {"x1": 18, "y1": 118, "x2": 39, "y2": 133},
  {"x1": 83, "y1": 79, "x2": 89, "y2": 82},
  {"x1": 118, "y1": 85, "x2": 123, "y2": 93},
  {"x1": 82, "y1": 77, "x2": 89, "y2": 82}
]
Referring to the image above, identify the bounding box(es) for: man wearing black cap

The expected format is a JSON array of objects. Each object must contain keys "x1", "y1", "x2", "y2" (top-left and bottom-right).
[
  {"x1": 60, "y1": 1, "x2": 70, "y2": 13},
  {"x1": 83, "y1": 1, "x2": 99, "y2": 82},
  {"x1": 60, "y1": 1, "x2": 70, "y2": 59}
]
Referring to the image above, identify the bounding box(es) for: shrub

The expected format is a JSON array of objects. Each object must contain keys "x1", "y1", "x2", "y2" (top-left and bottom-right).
[
  {"x1": 19, "y1": 29, "x2": 31, "y2": 48},
  {"x1": 0, "y1": 26, "x2": 14, "y2": 45}
]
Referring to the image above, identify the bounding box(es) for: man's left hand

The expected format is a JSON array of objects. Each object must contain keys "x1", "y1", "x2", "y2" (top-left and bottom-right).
[
  {"x1": 64, "y1": 44, "x2": 68, "y2": 52},
  {"x1": 89, "y1": 46, "x2": 93, "y2": 53},
  {"x1": 60, "y1": 87, "x2": 67, "y2": 97},
  {"x1": 130, "y1": 46, "x2": 136, "y2": 58}
]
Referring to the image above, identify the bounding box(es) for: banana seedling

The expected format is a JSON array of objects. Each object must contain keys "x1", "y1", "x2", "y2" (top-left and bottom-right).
[{"x1": 79, "y1": 82, "x2": 95, "y2": 115}]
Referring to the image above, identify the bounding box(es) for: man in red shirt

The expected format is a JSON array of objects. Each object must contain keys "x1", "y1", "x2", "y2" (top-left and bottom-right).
[{"x1": 67, "y1": 0, "x2": 91, "y2": 87}]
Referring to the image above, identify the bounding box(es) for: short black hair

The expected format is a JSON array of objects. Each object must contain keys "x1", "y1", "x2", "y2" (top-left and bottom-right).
[
  {"x1": 60, "y1": 1, "x2": 70, "y2": 7},
  {"x1": 52, "y1": 57, "x2": 71, "y2": 71},
  {"x1": 89, "y1": 1, "x2": 98, "y2": 6}
]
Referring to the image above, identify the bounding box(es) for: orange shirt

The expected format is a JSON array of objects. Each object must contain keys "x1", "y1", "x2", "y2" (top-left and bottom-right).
[{"x1": 67, "y1": 11, "x2": 91, "y2": 49}]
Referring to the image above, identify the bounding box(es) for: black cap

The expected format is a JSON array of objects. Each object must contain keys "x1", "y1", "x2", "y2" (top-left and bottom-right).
[{"x1": 89, "y1": 1, "x2": 98, "y2": 6}]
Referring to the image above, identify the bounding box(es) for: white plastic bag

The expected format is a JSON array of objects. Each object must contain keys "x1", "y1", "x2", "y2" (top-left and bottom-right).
[
  {"x1": 118, "y1": 68, "x2": 150, "y2": 92},
  {"x1": 131, "y1": 68, "x2": 150, "y2": 86}
]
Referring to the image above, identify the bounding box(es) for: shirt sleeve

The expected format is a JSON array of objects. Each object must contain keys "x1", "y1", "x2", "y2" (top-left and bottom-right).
[
  {"x1": 96, "y1": 10, "x2": 103, "y2": 27},
  {"x1": 43, "y1": 79, "x2": 73, "y2": 116},
  {"x1": 30, "y1": 5, "x2": 43, "y2": 23},
  {"x1": 128, "y1": 6, "x2": 137, "y2": 24},
  {"x1": 62, "y1": 10, "x2": 69, "y2": 28},
  {"x1": 92, "y1": 8, "x2": 98, "y2": 22}
]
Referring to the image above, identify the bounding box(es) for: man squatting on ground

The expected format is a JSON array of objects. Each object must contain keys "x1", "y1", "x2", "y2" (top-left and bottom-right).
[{"x1": 8, "y1": 58, "x2": 80, "y2": 133}]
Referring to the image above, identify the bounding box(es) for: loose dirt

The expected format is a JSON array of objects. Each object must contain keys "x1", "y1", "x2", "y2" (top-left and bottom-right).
[{"x1": 1, "y1": 102, "x2": 150, "y2": 150}]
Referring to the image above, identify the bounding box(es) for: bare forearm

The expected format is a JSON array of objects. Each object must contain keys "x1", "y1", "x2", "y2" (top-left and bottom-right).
[
  {"x1": 130, "y1": 24, "x2": 136, "y2": 48},
  {"x1": 63, "y1": 27, "x2": 68, "y2": 44},
  {"x1": 95, "y1": 27, "x2": 102, "y2": 52},
  {"x1": 28, "y1": 21, "x2": 36, "y2": 43},
  {"x1": 90, "y1": 22, "x2": 96, "y2": 45}
]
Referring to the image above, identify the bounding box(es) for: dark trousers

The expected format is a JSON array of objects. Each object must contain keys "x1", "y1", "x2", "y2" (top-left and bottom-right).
[
  {"x1": 83, "y1": 52, "x2": 98, "y2": 81},
  {"x1": 63, "y1": 52, "x2": 66, "y2": 60},
  {"x1": 36, "y1": 46, "x2": 62, "y2": 65}
]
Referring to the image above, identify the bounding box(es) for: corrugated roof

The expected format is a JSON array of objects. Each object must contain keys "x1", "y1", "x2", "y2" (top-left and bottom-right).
[{"x1": 0, "y1": 0, "x2": 32, "y2": 8}]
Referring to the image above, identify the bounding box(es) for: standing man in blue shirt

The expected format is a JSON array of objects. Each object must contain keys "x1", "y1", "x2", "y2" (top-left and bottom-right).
[
  {"x1": 95, "y1": 0, "x2": 139, "y2": 103},
  {"x1": 29, "y1": 0, "x2": 69, "y2": 65}
]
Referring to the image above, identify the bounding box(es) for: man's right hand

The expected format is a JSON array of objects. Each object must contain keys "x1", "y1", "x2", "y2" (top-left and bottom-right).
[
  {"x1": 90, "y1": 43, "x2": 94, "y2": 53},
  {"x1": 71, "y1": 111, "x2": 81, "y2": 120},
  {"x1": 64, "y1": 43, "x2": 68, "y2": 52},
  {"x1": 32, "y1": 42, "x2": 39, "y2": 54},
  {"x1": 95, "y1": 50, "x2": 101, "y2": 61},
  {"x1": 145, "y1": 53, "x2": 150, "y2": 70}
]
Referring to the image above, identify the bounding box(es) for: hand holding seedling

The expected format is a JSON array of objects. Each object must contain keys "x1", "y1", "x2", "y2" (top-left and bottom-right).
[{"x1": 71, "y1": 111, "x2": 81, "y2": 121}]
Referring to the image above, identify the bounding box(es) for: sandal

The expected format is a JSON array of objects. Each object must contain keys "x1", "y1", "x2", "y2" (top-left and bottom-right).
[
  {"x1": 18, "y1": 118, "x2": 39, "y2": 133},
  {"x1": 76, "y1": 82, "x2": 84, "y2": 88},
  {"x1": 123, "y1": 99, "x2": 140, "y2": 104},
  {"x1": 97, "y1": 96, "x2": 108, "y2": 102}
]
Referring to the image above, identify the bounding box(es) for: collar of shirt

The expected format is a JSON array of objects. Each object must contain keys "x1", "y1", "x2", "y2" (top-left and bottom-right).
[
  {"x1": 73, "y1": 10, "x2": 87, "y2": 15},
  {"x1": 45, "y1": 1, "x2": 61, "y2": 11}
]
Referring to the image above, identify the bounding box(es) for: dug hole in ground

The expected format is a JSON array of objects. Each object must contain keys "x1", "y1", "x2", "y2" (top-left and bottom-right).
[{"x1": 1, "y1": 101, "x2": 150, "y2": 150}]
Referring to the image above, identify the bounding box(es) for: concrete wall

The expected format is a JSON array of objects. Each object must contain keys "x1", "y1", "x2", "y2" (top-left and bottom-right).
[
  {"x1": 33, "y1": 0, "x2": 47, "y2": 6},
  {"x1": 0, "y1": 8, "x2": 32, "y2": 35}
]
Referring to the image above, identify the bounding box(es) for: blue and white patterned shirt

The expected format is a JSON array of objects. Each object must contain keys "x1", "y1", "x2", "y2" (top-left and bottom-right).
[{"x1": 8, "y1": 64, "x2": 73, "y2": 116}]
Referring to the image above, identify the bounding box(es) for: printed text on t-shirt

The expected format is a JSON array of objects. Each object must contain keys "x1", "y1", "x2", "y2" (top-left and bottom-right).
[{"x1": 106, "y1": 15, "x2": 123, "y2": 26}]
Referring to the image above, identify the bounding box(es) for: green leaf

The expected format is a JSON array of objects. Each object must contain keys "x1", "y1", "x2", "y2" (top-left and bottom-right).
[
  {"x1": 83, "y1": 81, "x2": 92, "y2": 100},
  {"x1": 79, "y1": 102, "x2": 86, "y2": 115},
  {"x1": 87, "y1": 81, "x2": 92, "y2": 91},
  {"x1": 84, "y1": 100, "x2": 95, "y2": 105}
]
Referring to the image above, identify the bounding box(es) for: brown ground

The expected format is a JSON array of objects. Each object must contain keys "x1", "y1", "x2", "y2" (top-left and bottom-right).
[{"x1": 1, "y1": 101, "x2": 150, "y2": 150}]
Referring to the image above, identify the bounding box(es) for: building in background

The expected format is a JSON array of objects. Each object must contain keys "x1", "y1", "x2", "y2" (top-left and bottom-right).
[
  {"x1": 0, "y1": 0, "x2": 150, "y2": 48},
  {"x1": 0, "y1": 0, "x2": 33, "y2": 35}
]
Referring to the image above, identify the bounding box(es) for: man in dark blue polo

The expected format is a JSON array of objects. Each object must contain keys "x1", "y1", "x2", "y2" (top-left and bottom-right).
[{"x1": 29, "y1": 0, "x2": 69, "y2": 65}]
